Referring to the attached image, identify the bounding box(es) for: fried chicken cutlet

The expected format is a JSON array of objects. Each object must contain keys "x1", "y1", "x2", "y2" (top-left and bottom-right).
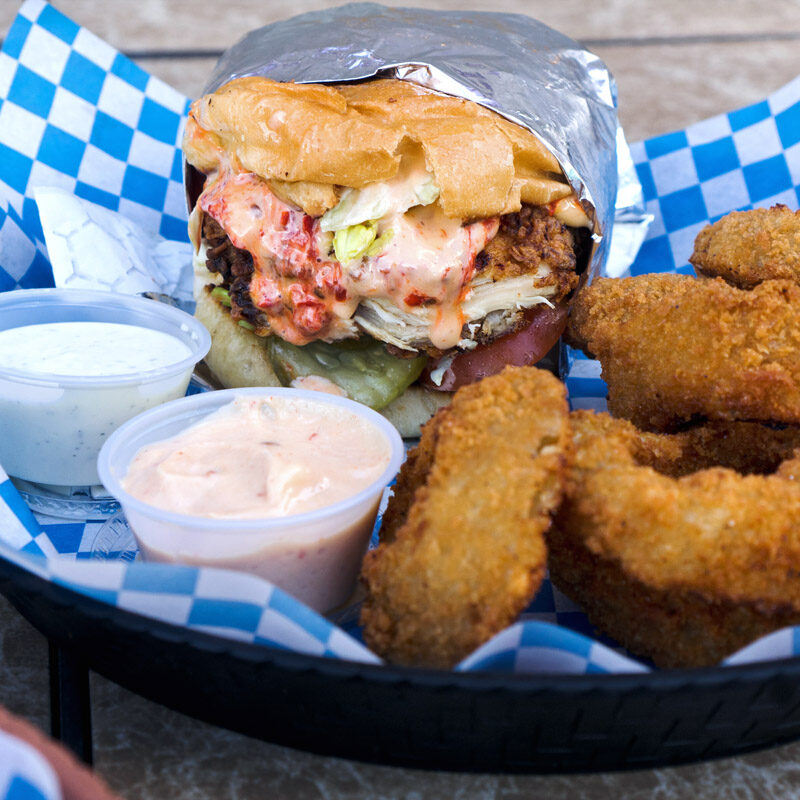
[
  {"x1": 690, "y1": 205, "x2": 800, "y2": 288},
  {"x1": 549, "y1": 411, "x2": 800, "y2": 668},
  {"x1": 567, "y1": 273, "x2": 800, "y2": 431},
  {"x1": 360, "y1": 366, "x2": 569, "y2": 668}
]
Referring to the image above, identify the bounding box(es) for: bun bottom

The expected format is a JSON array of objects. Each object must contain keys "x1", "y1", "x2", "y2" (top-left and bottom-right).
[{"x1": 194, "y1": 288, "x2": 451, "y2": 438}]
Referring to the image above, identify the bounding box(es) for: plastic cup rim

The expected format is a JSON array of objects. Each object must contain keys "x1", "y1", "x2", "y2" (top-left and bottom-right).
[
  {"x1": 97, "y1": 386, "x2": 405, "y2": 532},
  {"x1": 0, "y1": 287, "x2": 211, "y2": 387}
]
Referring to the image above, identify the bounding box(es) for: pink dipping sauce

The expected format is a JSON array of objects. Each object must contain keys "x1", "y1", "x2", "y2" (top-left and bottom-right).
[{"x1": 120, "y1": 395, "x2": 394, "y2": 611}]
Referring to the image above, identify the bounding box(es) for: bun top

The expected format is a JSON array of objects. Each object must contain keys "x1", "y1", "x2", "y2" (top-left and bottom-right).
[{"x1": 184, "y1": 77, "x2": 573, "y2": 219}]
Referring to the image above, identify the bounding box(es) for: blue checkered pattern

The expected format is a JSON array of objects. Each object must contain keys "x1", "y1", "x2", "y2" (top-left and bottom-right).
[
  {"x1": 457, "y1": 622, "x2": 650, "y2": 674},
  {"x1": 0, "y1": 527, "x2": 381, "y2": 663},
  {"x1": 46, "y1": 557, "x2": 382, "y2": 660},
  {"x1": 564, "y1": 348, "x2": 608, "y2": 412},
  {"x1": 0, "y1": 730, "x2": 61, "y2": 800},
  {"x1": 0, "y1": 470, "x2": 45, "y2": 557},
  {"x1": 627, "y1": 74, "x2": 800, "y2": 277},
  {"x1": 0, "y1": 487, "x2": 645, "y2": 671},
  {"x1": 2, "y1": 471, "x2": 796, "y2": 673},
  {"x1": 0, "y1": 467, "x2": 379, "y2": 663},
  {"x1": 723, "y1": 626, "x2": 800, "y2": 666},
  {"x1": 0, "y1": 0, "x2": 190, "y2": 291}
]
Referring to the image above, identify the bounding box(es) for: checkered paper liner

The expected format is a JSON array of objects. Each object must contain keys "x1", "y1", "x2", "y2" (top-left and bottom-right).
[
  {"x1": 0, "y1": 464, "x2": 646, "y2": 673},
  {"x1": 1, "y1": 0, "x2": 800, "y2": 682},
  {"x1": 0, "y1": 0, "x2": 188, "y2": 292},
  {"x1": 0, "y1": 730, "x2": 61, "y2": 800}
]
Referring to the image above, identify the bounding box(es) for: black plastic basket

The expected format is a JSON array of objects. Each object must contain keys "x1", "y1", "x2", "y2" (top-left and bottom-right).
[{"x1": 3, "y1": 551, "x2": 800, "y2": 773}]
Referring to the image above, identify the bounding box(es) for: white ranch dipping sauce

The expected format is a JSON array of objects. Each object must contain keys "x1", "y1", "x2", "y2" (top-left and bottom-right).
[
  {"x1": 119, "y1": 395, "x2": 393, "y2": 612},
  {"x1": 0, "y1": 321, "x2": 194, "y2": 486},
  {"x1": 0, "y1": 322, "x2": 192, "y2": 375}
]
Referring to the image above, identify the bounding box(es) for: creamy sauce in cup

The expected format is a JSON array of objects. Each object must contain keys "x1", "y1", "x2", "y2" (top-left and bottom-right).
[
  {"x1": 0, "y1": 321, "x2": 192, "y2": 375},
  {"x1": 0, "y1": 320, "x2": 197, "y2": 486},
  {"x1": 117, "y1": 394, "x2": 395, "y2": 611},
  {"x1": 121, "y1": 395, "x2": 392, "y2": 517}
]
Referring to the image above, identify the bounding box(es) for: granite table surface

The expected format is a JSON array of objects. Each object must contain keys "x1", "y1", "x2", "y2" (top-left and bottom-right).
[{"x1": 3, "y1": 0, "x2": 800, "y2": 798}]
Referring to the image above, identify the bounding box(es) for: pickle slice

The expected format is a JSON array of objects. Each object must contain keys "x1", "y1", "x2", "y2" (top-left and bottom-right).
[{"x1": 267, "y1": 336, "x2": 427, "y2": 410}]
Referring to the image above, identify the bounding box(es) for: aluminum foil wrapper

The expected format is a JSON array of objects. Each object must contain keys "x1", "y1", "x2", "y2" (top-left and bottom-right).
[{"x1": 201, "y1": 2, "x2": 649, "y2": 280}]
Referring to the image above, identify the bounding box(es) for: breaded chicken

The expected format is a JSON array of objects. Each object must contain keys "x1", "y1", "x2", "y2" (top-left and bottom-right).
[
  {"x1": 690, "y1": 205, "x2": 800, "y2": 288},
  {"x1": 567, "y1": 273, "x2": 800, "y2": 431},
  {"x1": 360, "y1": 366, "x2": 569, "y2": 668},
  {"x1": 476, "y1": 204, "x2": 579, "y2": 294},
  {"x1": 657, "y1": 419, "x2": 800, "y2": 477},
  {"x1": 548, "y1": 410, "x2": 800, "y2": 668},
  {"x1": 585, "y1": 414, "x2": 800, "y2": 478}
]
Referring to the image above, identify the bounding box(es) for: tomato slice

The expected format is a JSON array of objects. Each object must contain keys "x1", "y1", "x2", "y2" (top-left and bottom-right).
[{"x1": 421, "y1": 303, "x2": 568, "y2": 392}]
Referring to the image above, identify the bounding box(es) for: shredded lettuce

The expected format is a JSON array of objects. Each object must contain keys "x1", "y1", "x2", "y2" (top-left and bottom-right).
[
  {"x1": 211, "y1": 286, "x2": 232, "y2": 307},
  {"x1": 322, "y1": 164, "x2": 438, "y2": 262},
  {"x1": 414, "y1": 176, "x2": 439, "y2": 206},
  {"x1": 321, "y1": 188, "x2": 387, "y2": 232},
  {"x1": 366, "y1": 228, "x2": 394, "y2": 257},
  {"x1": 333, "y1": 222, "x2": 377, "y2": 263},
  {"x1": 320, "y1": 172, "x2": 440, "y2": 232},
  {"x1": 332, "y1": 222, "x2": 396, "y2": 263}
]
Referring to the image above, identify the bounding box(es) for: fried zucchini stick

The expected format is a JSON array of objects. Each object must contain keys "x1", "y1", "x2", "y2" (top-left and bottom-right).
[{"x1": 360, "y1": 366, "x2": 569, "y2": 668}]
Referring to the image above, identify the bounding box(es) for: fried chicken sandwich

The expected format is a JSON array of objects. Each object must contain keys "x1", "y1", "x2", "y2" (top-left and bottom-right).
[{"x1": 184, "y1": 76, "x2": 592, "y2": 434}]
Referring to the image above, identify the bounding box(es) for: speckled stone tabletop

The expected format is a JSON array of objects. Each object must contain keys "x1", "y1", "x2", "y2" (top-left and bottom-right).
[{"x1": 3, "y1": 1, "x2": 800, "y2": 798}]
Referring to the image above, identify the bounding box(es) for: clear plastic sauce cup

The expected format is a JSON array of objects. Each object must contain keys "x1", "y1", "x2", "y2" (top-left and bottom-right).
[
  {"x1": 97, "y1": 387, "x2": 404, "y2": 613},
  {"x1": 0, "y1": 289, "x2": 211, "y2": 487}
]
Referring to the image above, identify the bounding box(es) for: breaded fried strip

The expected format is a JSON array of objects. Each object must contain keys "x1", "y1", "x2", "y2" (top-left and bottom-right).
[
  {"x1": 549, "y1": 411, "x2": 800, "y2": 668},
  {"x1": 658, "y1": 419, "x2": 800, "y2": 477},
  {"x1": 567, "y1": 274, "x2": 800, "y2": 431},
  {"x1": 690, "y1": 205, "x2": 800, "y2": 288},
  {"x1": 558, "y1": 413, "x2": 800, "y2": 478},
  {"x1": 360, "y1": 366, "x2": 569, "y2": 668}
]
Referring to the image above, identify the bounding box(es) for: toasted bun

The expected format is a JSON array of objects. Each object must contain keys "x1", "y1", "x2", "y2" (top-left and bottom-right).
[
  {"x1": 184, "y1": 77, "x2": 572, "y2": 220},
  {"x1": 194, "y1": 282, "x2": 451, "y2": 438}
]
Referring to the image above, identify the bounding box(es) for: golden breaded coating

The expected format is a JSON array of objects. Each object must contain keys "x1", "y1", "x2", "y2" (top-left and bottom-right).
[
  {"x1": 690, "y1": 205, "x2": 800, "y2": 288},
  {"x1": 549, "y1": 411, "x2": 800, "y2": 668},
  {"x1": 359, "y1": 366, "x2": 569, "y2": 668},
  {"x1": 563, "y1": 414, "x2": 800, "y2": 478},
  {"x1": 567, "y1": 274, "x2": 800, "y2": 431},
  {"x1": 658, "y1": 419, "x2": 800, "y2": 477}
]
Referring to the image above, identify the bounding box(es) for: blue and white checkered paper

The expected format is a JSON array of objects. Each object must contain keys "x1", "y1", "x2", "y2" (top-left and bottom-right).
[
  {"x1": 0, "y1": 0, "x2": 189, "y2": 292},
  {"x1": 0, "y1": 465, "x2": 379, "y2": 664},
  {"x1": 1, "y1": 0, "x2": 800, "y2": 676}
]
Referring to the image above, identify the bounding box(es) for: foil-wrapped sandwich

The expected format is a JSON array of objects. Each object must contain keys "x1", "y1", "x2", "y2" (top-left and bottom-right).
[{"x1": 183, "y1": 5, "x2": 621, "y2": 435}]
